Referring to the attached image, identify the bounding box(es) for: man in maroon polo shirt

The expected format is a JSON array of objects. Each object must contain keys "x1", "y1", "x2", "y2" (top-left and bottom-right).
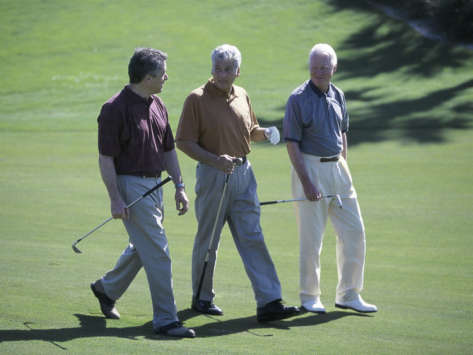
[{"x1": 90, "y1": 48, "x2": 195, "y2": 338}]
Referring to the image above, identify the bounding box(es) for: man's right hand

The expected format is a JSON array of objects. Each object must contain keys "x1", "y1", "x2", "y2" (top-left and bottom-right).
[
  {"x1": 215, "y1": 154, "x2": 236, "y2": 174},
  {"x1": 111, "y1": 198, "x2": 129, "y2": 219},
  {"x1": 302, "y1": 181, "x2": 322, "y2": 201}
]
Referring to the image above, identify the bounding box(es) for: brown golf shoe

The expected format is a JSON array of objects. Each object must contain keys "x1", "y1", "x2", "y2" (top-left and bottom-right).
[{"x1": 90, "y1": 281, "x2": 120, "y2": 319}]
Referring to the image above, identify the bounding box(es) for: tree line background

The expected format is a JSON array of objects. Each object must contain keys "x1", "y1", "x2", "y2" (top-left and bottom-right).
[{"x1": 371, "y1": 0, "x2": 473, "y2": 43}]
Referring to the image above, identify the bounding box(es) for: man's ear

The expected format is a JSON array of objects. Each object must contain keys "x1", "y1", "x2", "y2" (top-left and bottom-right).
[
  {"x1": 333, "y1": 64, "x2": 338, "y2": 73},
  {"x1": 236, "y1": 67, "x2": 241, "y2": 77}
]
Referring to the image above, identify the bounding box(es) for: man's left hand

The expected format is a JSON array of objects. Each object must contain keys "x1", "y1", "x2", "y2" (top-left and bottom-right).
[
  {"x1": 175, "y1": 189, "x2": 189, "y2": 215},
  {"x1": 264, "y1": 126, "x2": 280, "y2": 145}
]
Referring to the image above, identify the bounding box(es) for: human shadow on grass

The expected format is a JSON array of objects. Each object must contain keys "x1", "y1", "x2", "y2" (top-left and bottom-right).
[
  {"x1": 259, "y1": 77, "x2": 473, "y2": 146},
  {"x1": 0, "y1": 309, "x2": 369, "y2": 346},
  {"x1": 178, "y1": 308, "x2": 371, "y2": 338},
  {"x1": 258, "y1": 4, "x2": 473, "y2": 145}
]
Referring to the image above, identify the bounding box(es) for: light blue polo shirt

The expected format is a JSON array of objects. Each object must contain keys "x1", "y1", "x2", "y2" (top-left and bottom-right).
[{"x1": 283, "y1": 80, "x2": 349, "y2": 157}]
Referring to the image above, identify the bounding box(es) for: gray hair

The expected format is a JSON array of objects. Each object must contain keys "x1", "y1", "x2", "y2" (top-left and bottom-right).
[
  {"x1": 309, "y1": 43, "x2": 337, "y2": 68},
  {"x1": 211, "y1": 44, "x2": 242, "y2": 73}
]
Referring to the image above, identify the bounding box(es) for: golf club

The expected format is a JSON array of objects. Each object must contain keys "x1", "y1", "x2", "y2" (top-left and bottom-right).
[
  {"x1": 195, "y1": 157, "x2": 243, "y2": 301},
  {"x1": 260, "y1": 194, "x2": 343, "y2": 208},
  {"x1": 72, "y1": 175, "x2": 173, "y2": 254}
]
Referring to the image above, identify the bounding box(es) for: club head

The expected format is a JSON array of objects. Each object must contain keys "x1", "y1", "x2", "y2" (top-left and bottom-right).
[
  {"x1": 335, "y1": 195, "x2": 343, "y2": 209},
  {"x1": 72, "y1": 243, "x2": 82, "y2": 254}
]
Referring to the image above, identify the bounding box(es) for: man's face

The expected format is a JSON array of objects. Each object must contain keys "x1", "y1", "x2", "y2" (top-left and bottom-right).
[
  {"x1": 212, "y1": 58, "x2": 240, "y2": 92},
  {"x1": 309, "y1": 52, "x2": 336, "y2": 90},
  {"x1": 148, "y1": 61, "x2": 168, "y2": 94}
]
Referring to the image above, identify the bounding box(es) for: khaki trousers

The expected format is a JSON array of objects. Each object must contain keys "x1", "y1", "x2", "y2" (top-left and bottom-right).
[
  {"x1": 100, "y1": 175, "x2": 178, "y2": 329},
  {"x1": 192, "y1": 160, "x2": 282, "y2": 307},
  {"x1": 291, "y1": 154, "x2": 366, "y2": 303}
]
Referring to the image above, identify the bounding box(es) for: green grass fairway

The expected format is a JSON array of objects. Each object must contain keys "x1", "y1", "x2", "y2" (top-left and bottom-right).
[{"x1": 1, "y1": 1, "x2": 472, "y2": 354}]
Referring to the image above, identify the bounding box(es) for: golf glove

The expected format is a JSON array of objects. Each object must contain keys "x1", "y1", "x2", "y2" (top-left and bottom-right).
[{"x1": 264, "y1": 126, "x2": 280, "y2": 145}]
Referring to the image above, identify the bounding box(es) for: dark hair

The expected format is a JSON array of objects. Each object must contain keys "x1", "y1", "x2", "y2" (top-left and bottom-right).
[{"x1": 128, "y1": 48, "x2": 168, "y2": 83}]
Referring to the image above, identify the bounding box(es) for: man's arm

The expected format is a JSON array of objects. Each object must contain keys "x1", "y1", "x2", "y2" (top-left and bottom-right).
[
  {"x1": 98, "y1": 154, "x2": 129, "y2": 219},
  {"x1": 286, "y1": 142, "x2": 321, "y2": 201},
  {"x1": 248, "y1": 126, "x2": 281, "y2": 145},
  {"x1": 250, "y1": 127, "x2": 267, "y2": 142},
  {"x1": 342, "y1": 132, "x2": 347, "y2": 161},
  {"x1": 163, "y1": 149, "x2": 189, "y2": 216},
  {"x1": 176, "y1": 140, "x2": 236, "y2": 174}
]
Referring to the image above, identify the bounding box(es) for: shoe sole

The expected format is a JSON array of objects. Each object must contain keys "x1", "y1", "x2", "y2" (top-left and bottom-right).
[
  {"x1": 90, "y1": 283, "x2": 120, "y2": 319},
  {"x1": 301, "y1": 305, "x2": 326, "y2": 314},
  {"x1": 158, "y1": 329, "x2": 196, "y2": 338},
  {"x1": 257, "y1": 310, "x2": 300, "y2": 322},
  {"x1": 335, "y1": 303, "x2": 377, "y2": 313}
]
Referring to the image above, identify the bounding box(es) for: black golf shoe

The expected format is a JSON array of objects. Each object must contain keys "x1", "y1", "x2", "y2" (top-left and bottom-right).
[
  {"x1": 155, "y1": 321, "x2": 196, "y2": 338},
  {"x1": 257, "y1": 299, "x2": 300, "y2": 322},
  {"x1": 90, "y1": 281, "x2": 120, "y2": 319},
  {"x1": 191, "y1": 298, "x2": 223, "y2": 315}
]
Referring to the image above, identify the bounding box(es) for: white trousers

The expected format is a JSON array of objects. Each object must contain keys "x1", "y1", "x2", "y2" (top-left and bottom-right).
[{"x1": 291, "y1": 154, "x2": 366, "y2": 303}]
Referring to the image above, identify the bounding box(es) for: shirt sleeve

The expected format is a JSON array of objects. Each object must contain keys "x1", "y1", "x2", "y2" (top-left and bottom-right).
[
  {"x1": 283, "y1": 95, "x2": 303, "y2": 142},
  {"x1": 340, "y1": 91, "x2": 349, "y2": 133},
  {"x1": 162, "y1": 109, "x2": 176, "y2": 152},
  {"x1": 246, "y1": 94, "x2": 261, "y2": 140},
  {"x1": 97, "y1": 102, "x2": 123, "y2": 157},
  {"x1": 176, "y1": 93, "x2": 201, "y2": 143}
]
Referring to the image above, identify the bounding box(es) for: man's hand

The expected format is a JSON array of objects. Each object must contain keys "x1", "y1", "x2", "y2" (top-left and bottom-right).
[
  {"x1": 111, "y1": 198, "x2": 129, "y2": 219},
  {"x1": 175, "y1": 189, "x2": 189, "y2": 215},
  {"x1": 215, "y1": 154, "x2": 236, "y2": 174},
  {"x1": 264, "y1": 126, "x2": 280, "y2": 145},
  {"x1": 302, "y1": 181, "x2": 322, "y2": 201}
]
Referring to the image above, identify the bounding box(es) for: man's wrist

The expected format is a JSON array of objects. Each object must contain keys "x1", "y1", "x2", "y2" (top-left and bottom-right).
[{"x1": 175, "y1": 182, "x2": 185, "y2": 190}]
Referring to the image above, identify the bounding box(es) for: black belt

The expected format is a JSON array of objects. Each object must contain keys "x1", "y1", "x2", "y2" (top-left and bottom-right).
[
  {"x1": 132, "y1": 173, "x2": 161, "y2": 178},
  {"x1": 239, "y1": 156, "x2": 247, "y2": 164},
  {"x1": 320, "y1": 156, "x2": 339, "y2": 163}
]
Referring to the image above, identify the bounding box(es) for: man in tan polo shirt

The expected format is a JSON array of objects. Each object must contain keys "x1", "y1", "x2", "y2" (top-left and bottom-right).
[{"x1": 176, "y1": 44, "x2": 299, "y2": 322}]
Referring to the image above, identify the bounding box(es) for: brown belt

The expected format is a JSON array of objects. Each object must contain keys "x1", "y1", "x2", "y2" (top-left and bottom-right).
[{"x1": 320, "y1": 156, "x2": 339, "y2": 163}]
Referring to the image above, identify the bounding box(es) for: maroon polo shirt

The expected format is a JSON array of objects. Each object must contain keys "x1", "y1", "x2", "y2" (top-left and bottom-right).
[{"x1": 98, "y1": 85, "x2": 175, "y2": 176}]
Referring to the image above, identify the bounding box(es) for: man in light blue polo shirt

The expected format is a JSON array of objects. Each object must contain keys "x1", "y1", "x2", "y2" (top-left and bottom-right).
[{"x1": 283, "y1": 43, "x2": 377, "y2": 314}]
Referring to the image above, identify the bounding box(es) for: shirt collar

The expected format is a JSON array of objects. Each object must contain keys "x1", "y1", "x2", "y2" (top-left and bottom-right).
[
  {"x1": 205, "y1": 78, "x2": 237, "y2": 100},
  {"x1": 124, "y1": 85, "x2": 154, "y2": 106},
  {"x1": 308, "y1": 80, "x2": 334, "y2": 98}
]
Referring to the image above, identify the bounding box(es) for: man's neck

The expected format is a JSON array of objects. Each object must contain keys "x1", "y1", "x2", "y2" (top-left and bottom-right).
[
  {"x1": 129, "y1": 83, "x2": 151, "y2": 99},
  {"x1": 310, "y1": 79, "x2": 329, "y2": 93}
]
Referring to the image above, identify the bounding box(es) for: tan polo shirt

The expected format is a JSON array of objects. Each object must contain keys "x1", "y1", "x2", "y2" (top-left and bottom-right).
[{"x1": 176, "y1": 79, "x2": 260, "y2": 157}]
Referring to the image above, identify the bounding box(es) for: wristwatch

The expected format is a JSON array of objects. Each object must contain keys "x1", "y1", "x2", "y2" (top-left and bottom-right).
[{"x1": 175, "y1": 182, "x2": 185, "y2": 190}]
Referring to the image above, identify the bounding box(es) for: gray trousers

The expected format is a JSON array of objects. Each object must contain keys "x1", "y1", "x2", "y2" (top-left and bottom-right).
[
  {"x1": 100, "y1": 175, "x2": 178, "y2": 329},
  {"x1": 192, "y1": 160, "x2": 282, "y2": 308}
]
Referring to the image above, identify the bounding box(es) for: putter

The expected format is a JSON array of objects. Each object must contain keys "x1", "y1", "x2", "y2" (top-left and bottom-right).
[
  {"x1": 195, "y1": 157, "x2": 243, "y2": 301},
  {"x1": 260, "y1": 194, "x2": 343, "y2": 208},
  {"x1": 72, "y1": 176, "x2": 173, "y2": 254}
]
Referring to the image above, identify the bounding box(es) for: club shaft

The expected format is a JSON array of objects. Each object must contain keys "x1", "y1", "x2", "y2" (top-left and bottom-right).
[
  {"x1": 195, "y1": 261, "x2": 208, "y2": 303},
  {"x1": 72, "y1": 176, "x2": 172, "y2": 250},
  {"x1": 260, "y1": 195, "x2": 338, "y2": 206},
  {"x1": 195, "y1": 173, "x2": 230, "y2": 300}
]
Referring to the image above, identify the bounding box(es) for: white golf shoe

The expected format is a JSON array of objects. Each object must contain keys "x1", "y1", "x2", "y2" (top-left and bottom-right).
[
  {"x1": 301, "y1": 298, "x2": 326, "y2": 313},
  {"x1": 335, "y1": 295, "x2": 377, "y2": 313}
]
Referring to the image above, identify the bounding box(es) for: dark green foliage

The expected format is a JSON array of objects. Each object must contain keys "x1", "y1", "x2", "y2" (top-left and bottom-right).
[{"x1": 372, "y1": 0, "x2": 473, "y2": 42}]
